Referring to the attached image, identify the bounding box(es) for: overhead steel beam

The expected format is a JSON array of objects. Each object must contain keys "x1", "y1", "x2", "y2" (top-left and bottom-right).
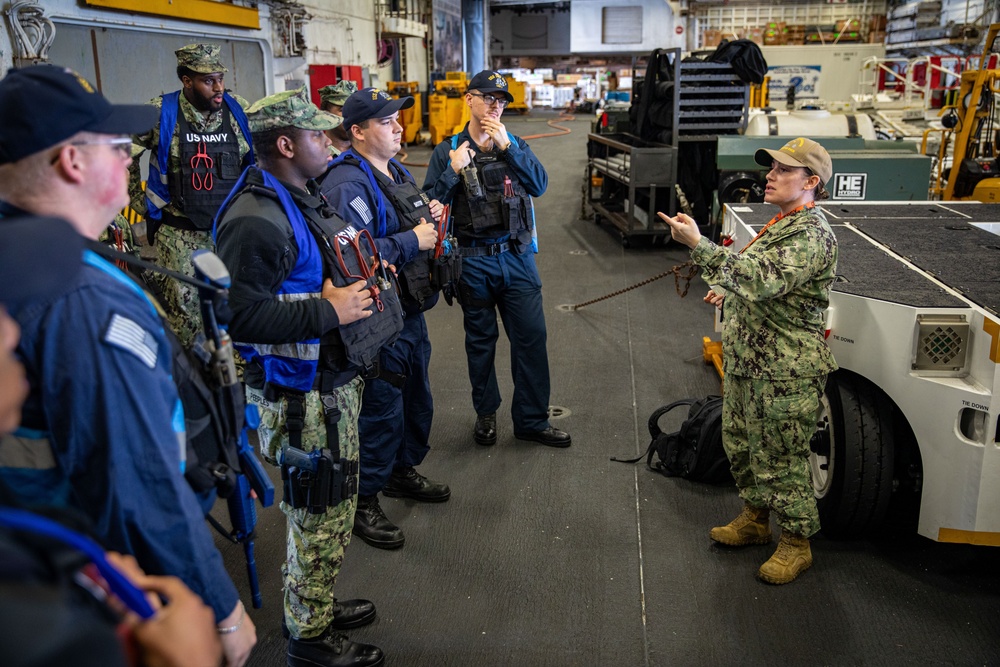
[{"x1": 82, "y1": 0, "x2": 260, "y2": 30}]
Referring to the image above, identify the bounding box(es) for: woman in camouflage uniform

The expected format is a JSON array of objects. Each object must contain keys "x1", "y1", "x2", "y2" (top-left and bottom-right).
[{"x1": 659, "y1": 137, "x2": 838, "y2": 585}]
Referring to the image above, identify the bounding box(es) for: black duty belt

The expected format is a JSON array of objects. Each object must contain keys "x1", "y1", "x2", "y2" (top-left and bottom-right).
[
  {"x1": 457, "y1": 242, "x2": 510, "y2": 257},
  {"x1": 159, "y1": 209, "x2": 204, "y2": 232}
]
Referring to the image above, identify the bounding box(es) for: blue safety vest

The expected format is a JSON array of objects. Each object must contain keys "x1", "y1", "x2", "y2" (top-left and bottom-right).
[
  {"x1": 145, "y1": 91, "x2": 254, "y2": 220},
  {"x1": 213, "y1": 169, "x2": 323, "y2": 393}
]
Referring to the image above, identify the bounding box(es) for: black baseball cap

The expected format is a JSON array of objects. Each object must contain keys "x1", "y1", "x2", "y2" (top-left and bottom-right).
[
  {"x1": 467, "y1": 71, "x2": 514, "y2": 103},
  {"x1": 0, "y1": 65, "x2": 156, "y2": 165},
  {"x1": 340, "y1": 87, "x2": 414, "y2": 131},
  {"x1": 0, "y1": 216, "x2": 83, "y2": 308}
]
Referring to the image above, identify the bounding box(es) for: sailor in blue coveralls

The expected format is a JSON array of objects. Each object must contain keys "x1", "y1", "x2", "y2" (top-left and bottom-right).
[
  {"x1": 319, "y1": 88, "x2": 450, "y2": 550},
  {"x1": 0, "y1": 65, "x2": 256, "y2": 666},
  {"x1": 423, "y1": 71, "x2": 571, "y2": 449}
]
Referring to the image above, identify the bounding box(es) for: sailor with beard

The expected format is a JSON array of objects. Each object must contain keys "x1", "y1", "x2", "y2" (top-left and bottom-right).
[{"x1": 129, "y1": 44, "x2": 254, "y2": 347}]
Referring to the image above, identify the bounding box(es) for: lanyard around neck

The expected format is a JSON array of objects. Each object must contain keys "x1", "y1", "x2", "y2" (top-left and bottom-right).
[{"x1": 739, "y1": 202, "x2": 815, "y2": 254}]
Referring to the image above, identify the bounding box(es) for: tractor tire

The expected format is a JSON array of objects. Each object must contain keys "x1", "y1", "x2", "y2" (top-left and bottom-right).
[{"x1": 810, "y1": 372, "x2": 895, "y2": 538}]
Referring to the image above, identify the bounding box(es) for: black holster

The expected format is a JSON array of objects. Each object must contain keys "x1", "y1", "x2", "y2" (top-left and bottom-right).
[
  {"x1": 278, "y1": 384, "x2": 358, "y2": 513},
  {"x1": 282, "y1": 448, "x2": 338, "y2": 514},
  {"x1": 431, "y1": 251, "x2": 463, "y2": 305}
]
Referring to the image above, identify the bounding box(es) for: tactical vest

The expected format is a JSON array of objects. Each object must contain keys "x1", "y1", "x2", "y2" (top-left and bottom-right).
[
  {"x1": 449, "y1": 143, "x2": 534, "y2": 251},
  {"x1": 145, "y1": 91, "x2": 254, "y2": 239},
  {"x1": 166, "y1": 110, "x2": 243, "y2": 229},
  {"x1": 329, "y1": 153, "x2": 438, "y2": 311},
  {"x1": 213, "y1": 169, "x2": 403, "y2": 392}
]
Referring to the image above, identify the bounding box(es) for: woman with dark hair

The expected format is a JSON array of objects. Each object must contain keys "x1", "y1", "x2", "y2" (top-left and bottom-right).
[{"x1": 658, "y1": 137, "x2": 838, "y2": 585}]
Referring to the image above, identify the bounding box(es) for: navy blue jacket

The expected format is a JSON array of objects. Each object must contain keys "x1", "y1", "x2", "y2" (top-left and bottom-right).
[
  {"x1": 0, "y1": 248, "x2": 239, "y2": 622},
  {"x1": 320, "y1": 150, "x2": 425, "y2": 267},
  {"x1": 423, "y1": 124, "x2": 548, "y2": 203}
]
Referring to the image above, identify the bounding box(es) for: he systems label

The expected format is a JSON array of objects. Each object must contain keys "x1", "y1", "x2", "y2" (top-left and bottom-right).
[{"x1": 833, "y1": 173, "x2": 867, "y2": 199}]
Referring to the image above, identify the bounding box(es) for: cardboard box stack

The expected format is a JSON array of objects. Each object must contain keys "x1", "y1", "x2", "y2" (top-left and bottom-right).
[
  {"x1": 700, "y1": 18, "x2": 876, "y2": 49},
  {"x1": 784, "y1": 24, "x2": 807, "y2": 44},
  {"x1": 869, "y1": 14, "x2": 887, "y2": 43},
  {"x1": 764, "y1": 21, "x2": 785, "y2": 45},
  {"x1": 745, "y1": 27, "x2": 764, "y2": 45}
]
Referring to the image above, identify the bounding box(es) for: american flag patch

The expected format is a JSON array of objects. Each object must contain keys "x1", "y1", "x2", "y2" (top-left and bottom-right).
[
  {"x1": 104, "y1": 313, "x2": 158, "y2": 368},
  {"x1": 349, "y1": 196, "x2": 373, "y2": 224}
]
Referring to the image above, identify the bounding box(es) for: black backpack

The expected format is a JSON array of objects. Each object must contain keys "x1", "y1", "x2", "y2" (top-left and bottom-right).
[
  {"x1": 630, "y1": 48, "x2": 676, "y2": 145},
  {"x1": 614, "y1": 396, "x2": 733, "y2": 484},
  {"x1": 707, "y1": 39, "x2": 768, "y2": 85}
]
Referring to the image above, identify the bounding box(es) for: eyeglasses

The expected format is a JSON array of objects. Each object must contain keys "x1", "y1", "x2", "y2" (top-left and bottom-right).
[
  {"x1": 71, "y1": 136, "x2": 134, "y2": 157},
  {"x1": 50, "y1": 136, "x2": 133, "y2": 164},
  {"x1": 470, "y1": 92, "x2": 509, "y2": 108}
]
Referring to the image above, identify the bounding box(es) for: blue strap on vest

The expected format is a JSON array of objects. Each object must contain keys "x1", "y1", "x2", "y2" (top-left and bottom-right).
[
  {"x1": 226, "y1": 95, "x2": 255, "y2": 167},
  {"x1": 213, "y1": 169, "x2": 323, "y2": 393},
  {"x1": 0, "y1": 508, "x2": 155, "y2": 619},
  {"x1": 145, "y1": 91, "x2": 254, "y2": 220},
  {"x1": 329, "y1": 149, "x2": 390, "y2": 237}
]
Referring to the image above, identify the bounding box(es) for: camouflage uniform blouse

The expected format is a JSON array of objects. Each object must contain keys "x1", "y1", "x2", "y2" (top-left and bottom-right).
[
  {"x1": 691, "y1": 205, "x2": 839, "y2": 379},
  {"x1": 128, "y1": 91, "x2": 251, "y2": 219}
]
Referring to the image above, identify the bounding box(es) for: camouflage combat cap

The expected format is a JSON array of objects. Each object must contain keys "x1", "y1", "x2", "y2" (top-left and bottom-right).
[
  {"x1": 175, "y1": 43, "x2": 228, "y2": 74},
  {"x1": 246, "y1": 87, "x2": 341, "y2": 133},
  {"x1": 755, "y1": 137, "x2": 833, "y2": 185},
  {"x1": 318, "y1": 80, "x2": 358, "y2": 107}
]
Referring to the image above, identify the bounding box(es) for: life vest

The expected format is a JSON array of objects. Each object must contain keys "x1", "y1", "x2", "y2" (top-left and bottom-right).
[
  {"x1": 213, "y1": 168, "x2": 403, "y2": 391},
  {"x1": 448, "y1": 133, "x2": 534, "y2": 252},
  {"x1": 327, "y1": 151, "x2": 438, "y2": 311},
  {"x1": 145, "y1": 91, "x2": 254, "y2": 235}
]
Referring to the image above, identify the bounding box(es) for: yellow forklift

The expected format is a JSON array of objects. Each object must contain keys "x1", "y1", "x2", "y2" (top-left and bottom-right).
[
  {"x1": 506, "y1": 77, "x2": 529, "y2": 114},
  {"x1": 940, "y1": 23, "x2": 1000, "y2": 202},
  {"x1": 428, "y1": 72, "x2": 470, "y2": 145},
  {"x1": 386, "y1": 81, "x2": 422, "y2": 144}
]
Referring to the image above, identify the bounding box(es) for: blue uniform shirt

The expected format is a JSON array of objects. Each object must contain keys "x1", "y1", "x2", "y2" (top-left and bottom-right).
[
  {"x1": 422, "y1": 124, "x2": 549, "y2": 203},
  {"x1": 0, "y1": 250, "x2": 240, "y2": 622},
  {"x1": 320, "y1": 151, "x2": 423, "y2": 266}
]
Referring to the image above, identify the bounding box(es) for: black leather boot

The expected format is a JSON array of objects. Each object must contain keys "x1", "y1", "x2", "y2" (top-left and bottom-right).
[
  {"x1": 330, "y1": 598, "x2": 377, "y2": 629},
  {"x1": 287, "y1": 626, "x2": 384, "y2": 667},
  {"x1": 281, "y1": 598, "x2": 376, "y2": 638},
  {"x1": 352, "y1": 495, "x2": 404, "y2": 549},
  {"x1": 514, "y1": 426, "x2": 572, "y2": 448},
  {"x1": 382, "y1": 466, "x2": 451, "y2": 502},
  {"x1": 474, "y1": 412, "x2": 497, "y2": 446}
]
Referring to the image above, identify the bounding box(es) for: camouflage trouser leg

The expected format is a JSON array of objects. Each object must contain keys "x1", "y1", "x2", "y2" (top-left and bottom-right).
[
  {"x1": 246, "y1": 377, "x2": 363, "y2": 639},
  {"x1": 154, "y1": 225, "x2": 214, "y2": 349},
  {"x1": 722, "y1": 374, "x2": 825, "y2": 538}
]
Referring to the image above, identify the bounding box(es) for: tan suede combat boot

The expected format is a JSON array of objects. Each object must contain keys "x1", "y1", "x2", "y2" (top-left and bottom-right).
[
  {"x1": 709, "y1": 504, "x2": 772, "y2": 546},
  {"x1": 757, "y1": 530, "x2": 812, "y2": 584}
]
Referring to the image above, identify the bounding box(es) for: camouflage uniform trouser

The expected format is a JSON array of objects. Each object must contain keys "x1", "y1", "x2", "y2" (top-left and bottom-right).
[
  {"x1": 722, "y1": 374, "x2": 825, "y2": 538},
  {"x1": 155, "y1": 225, "x2": 213, "y2": 349},
  {"x1": 247, "y1": 376, "x2": 363, "y2": 640}
]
